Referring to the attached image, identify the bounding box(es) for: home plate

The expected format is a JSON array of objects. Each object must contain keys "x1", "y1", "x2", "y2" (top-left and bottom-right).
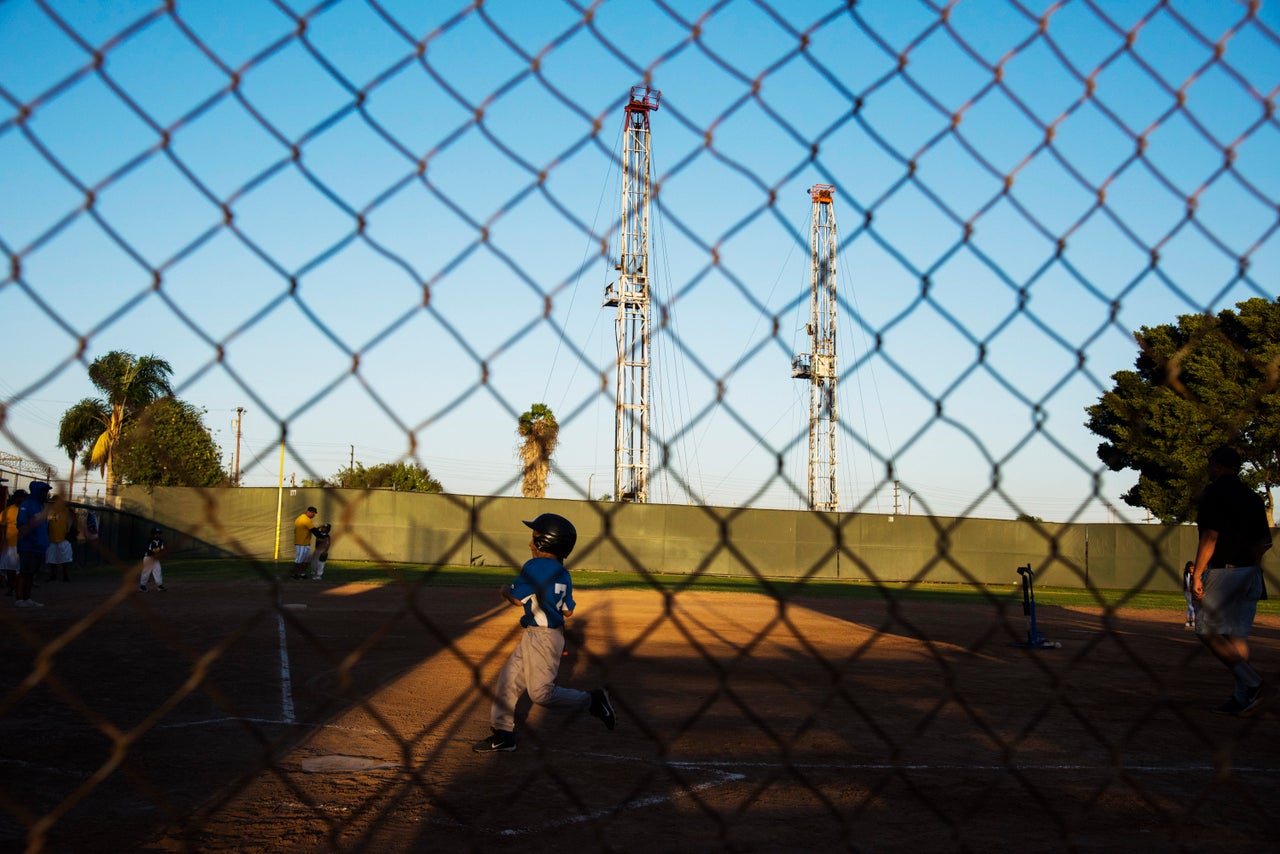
[{"x1": 301, "y1": 755, "x2": 397, "y2": 773}]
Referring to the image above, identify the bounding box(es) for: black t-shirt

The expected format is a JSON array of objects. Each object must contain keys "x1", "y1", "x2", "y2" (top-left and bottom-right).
[{"x1": 1197, "y1": 474, "x2": 1271, "y2": 567}]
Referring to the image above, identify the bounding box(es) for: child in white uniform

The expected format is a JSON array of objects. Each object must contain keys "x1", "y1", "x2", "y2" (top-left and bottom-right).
[{"x1": 140, "y1": 527, "x2": 167, "y2": 592}]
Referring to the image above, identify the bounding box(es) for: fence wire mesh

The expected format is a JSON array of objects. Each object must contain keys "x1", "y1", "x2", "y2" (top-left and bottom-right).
[{"x1": 1, "y1": 0, "x2": 1279, "y2": 851}]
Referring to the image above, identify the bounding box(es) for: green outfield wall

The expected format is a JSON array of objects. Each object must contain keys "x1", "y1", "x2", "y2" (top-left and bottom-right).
[{"x1": 112, "y1": 486, "x2": 1275, "y2": 592}]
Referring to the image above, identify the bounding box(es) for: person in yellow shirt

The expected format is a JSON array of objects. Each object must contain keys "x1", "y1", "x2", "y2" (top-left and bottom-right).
[
  {"x1": 1, "y1": 490, "x2": 25, "y2": 597},
  {"x1": 292, "y1": 506, "x2": 318, "y2": 579},
  {"x1": 45, "y1": 492, "x2": 76, "y2": 582}
]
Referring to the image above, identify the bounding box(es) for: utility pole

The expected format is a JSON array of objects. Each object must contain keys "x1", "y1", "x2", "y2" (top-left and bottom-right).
[
  {"x1": 791, "y1": 184, "x2": 839, "y2": 512},
  {"x1": 233, "y1": 407, "x2": 244, "y2": 487},
  {"x1": 350, "y1": 445, "x2": 355, "y2": 469},
  {"x1": 604, "y1": 84, "x2": 661, "y2": 503}
]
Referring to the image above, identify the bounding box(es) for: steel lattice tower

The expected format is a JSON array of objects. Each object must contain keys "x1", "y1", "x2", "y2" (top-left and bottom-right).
[
  {"x1": 603, "y1": 86, "x2": 661, "y2": 503},
  {"x1": 791, "y1": 184, "x2": 839, "y2": 511}
]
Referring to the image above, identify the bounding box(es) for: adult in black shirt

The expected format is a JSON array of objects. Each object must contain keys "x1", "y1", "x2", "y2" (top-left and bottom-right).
[{"x1": 1191, "y1": 446, "x2": 1273, "y2": 717}]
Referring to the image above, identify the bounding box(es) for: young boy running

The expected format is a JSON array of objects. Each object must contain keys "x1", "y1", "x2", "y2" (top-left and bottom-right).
[{"x1": 473, "y1": 513, "x2": 615, "y2": 752}]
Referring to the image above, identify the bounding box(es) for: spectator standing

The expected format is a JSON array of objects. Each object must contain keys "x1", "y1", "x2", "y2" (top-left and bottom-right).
[
  {"x1": 292, "y1": 506, "x2": 318, "y2": 579},
  {"x1": 1182, "y1": 560, "x2": 1196, "y2": 629},
  {"x1": 45, "y1": 492, "x2": 76, "y2": 582},
  {"x1": 15, "y1": 481, "x2": 51, "y2": 608},
  {"x1": 1, "y1": 490, "x2": 25, "y2": 597},
  {"x1": 139, "y1": 526, "x2": 166, "y2": 592},
  {"x1": 1190, "y1": 446, "x2": 1274, "y2": 717},
  {"x1": 82, "y1": 507, "x2": 100, "y2": 566}
]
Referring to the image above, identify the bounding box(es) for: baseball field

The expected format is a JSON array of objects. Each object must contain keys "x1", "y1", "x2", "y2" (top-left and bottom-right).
[{"x1": 2, "y1": 562, "x2": 1277, "y2": 853}]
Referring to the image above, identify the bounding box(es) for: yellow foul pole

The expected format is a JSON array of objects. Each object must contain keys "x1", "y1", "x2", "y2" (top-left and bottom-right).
[{"x1": 274, "y1": 437, "x2": 285, "y2": 560}]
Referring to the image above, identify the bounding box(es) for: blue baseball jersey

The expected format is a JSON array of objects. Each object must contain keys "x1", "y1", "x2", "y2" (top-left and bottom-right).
[{"x1": 509, "y1": 557, "x2": 575, "y2": 629}]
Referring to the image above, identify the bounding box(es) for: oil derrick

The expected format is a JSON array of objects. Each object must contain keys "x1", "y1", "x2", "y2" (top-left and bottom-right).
[
  {"x1": 790, "y1": 184, "x2": 839, "y2": 511},
  {"x1": 603, "y1": 86, "x2": 661, "y2": 503}
]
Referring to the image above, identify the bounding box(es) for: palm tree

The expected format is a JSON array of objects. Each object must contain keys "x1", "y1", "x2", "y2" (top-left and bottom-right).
[
  {"x1": 58, "y1": 399, "x2": 109, "y2": 493},
  {"x1": 64, "y1": 351, "x2": 174, "y2": 495},
  {"x1": 517, "y1": 403, "x2": 559, "y2": 498}
]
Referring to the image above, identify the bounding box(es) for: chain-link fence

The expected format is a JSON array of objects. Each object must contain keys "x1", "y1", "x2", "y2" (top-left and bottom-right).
[{"x1": 2, "y1": 1, "x2": 1279, "y2": 851}]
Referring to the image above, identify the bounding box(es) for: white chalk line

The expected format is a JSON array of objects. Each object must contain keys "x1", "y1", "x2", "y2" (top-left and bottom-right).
[
  {"x1": 146, "y1": 714, "x2": 1280, "y2": 838},
  {"x1": 659, "y1": 759, "x2": 1280, "y2": 774},
  {"x1": 429, "y1": 749, "x2": 1280, "y2": 838},
  {"x1": 494, "y1": 769, "x2": 745, "y2": 837},
  {"x1": 146, "y1": 719, "x2": 1280, "y2": 780},
  {"x1": 277, "y1": 610, "x2": 296, "y2": 724},
  {"x1": 158, "y1": 716, "x2": 423, "y2": 738},
  {"x1": 22, "y1": 710, "x2": 1277, "y2": 841}
]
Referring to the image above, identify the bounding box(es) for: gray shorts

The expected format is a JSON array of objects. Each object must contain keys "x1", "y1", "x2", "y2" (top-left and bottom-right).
[{"x1": 1195, "y1": 565, "x2": 1263, "y2": 637}]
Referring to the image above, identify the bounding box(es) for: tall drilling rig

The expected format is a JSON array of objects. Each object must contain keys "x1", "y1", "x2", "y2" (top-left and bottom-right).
[
  {"x1": 791, "y1": 184, "x2": 839, "y2": 511},
  {"x1": 603, "y1": 85, "x2": 661, "y2": 503}
]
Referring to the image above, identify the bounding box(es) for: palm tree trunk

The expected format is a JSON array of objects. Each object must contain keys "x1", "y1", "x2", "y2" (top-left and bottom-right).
[{"x1": 105, "y1": 404, "x2": 125, "y2": 496}]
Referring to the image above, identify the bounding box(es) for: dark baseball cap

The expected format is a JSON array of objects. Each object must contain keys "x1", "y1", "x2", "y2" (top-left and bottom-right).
[{"x1": 1208, "y1": 446, "x2": 1242, "y2": 470}]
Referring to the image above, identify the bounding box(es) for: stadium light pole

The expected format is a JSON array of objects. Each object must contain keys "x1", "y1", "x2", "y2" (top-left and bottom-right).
[{"x1": 233, "y1": 407, "x2": 244, "y2": 487}]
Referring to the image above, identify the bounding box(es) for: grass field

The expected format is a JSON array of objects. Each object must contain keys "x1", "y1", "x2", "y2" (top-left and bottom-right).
[{"x1": 166, "y1": 556, "x2": 1280, "y2": 611}]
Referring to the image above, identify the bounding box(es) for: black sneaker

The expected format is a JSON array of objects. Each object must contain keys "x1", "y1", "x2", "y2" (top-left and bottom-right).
[
  {"x1": 1213, "y1": 696, "x2": 1245, "y2": 716},
  {"x1": 589, "y1": 688, "x2": 616, "y2": 731},
  {"x1": 1239, "y1": 683, "x2": 1272, "y2": 718},
  {"x1": 472, "y1": 730, "x2": 517, "y2": 753},
  {"x1": 157, "y1": 585, "x2": 167, "y2": 592},
  {"x1": 139, "y1": 586, "x2": 147, "y2": 593}
]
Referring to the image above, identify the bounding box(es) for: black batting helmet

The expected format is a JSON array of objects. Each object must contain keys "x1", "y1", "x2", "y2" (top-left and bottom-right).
[{"x1": 523, "y1": 513, "x2": 577, "y2": 560}]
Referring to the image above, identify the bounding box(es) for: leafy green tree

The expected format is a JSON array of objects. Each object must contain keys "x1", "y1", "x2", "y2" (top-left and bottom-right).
[
  {"x1": 62, "y1": 351, "x2": 174, "y2": 494},
  {"x1": 331, "y1": 461, "x2": 443, "y2": 492},
  {"x1": 1085, "y1": 297, "x2": 1279, "y2": 524},
  {"x1": 115, "y1": 399, "x2": 228, "y2": 487},
  {"x1": 517, "y1": 403, "x2": 559, "y2": 498}
]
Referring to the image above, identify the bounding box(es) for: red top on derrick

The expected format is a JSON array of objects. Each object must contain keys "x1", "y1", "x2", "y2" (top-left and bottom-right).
[
  {"x1": 627, "y1": 85, "x2": 662, "y2": 113},
  {"x1": 810, "y1": 183, "x2": 835, "y2": 203}
]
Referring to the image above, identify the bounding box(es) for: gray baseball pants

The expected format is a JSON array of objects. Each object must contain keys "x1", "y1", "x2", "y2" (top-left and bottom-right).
[{"x1": 491, "y1": 625, "x2": 590, "y2": 732}]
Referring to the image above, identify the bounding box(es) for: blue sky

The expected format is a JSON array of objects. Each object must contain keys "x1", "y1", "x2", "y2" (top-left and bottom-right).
[{"x1": 1, "y1": 0, "x2": 1276, "y2": 522}]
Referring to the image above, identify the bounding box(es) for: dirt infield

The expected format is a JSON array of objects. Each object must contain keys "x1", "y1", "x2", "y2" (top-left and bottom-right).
[{"x1": 2, "y1": 572, "x2": 1277, "y2": 852}]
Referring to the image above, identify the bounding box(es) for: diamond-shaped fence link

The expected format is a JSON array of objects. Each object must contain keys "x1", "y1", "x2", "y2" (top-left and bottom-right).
[{"x1": 1, "y1": 1, "x2": 1278, "y2": 851}]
